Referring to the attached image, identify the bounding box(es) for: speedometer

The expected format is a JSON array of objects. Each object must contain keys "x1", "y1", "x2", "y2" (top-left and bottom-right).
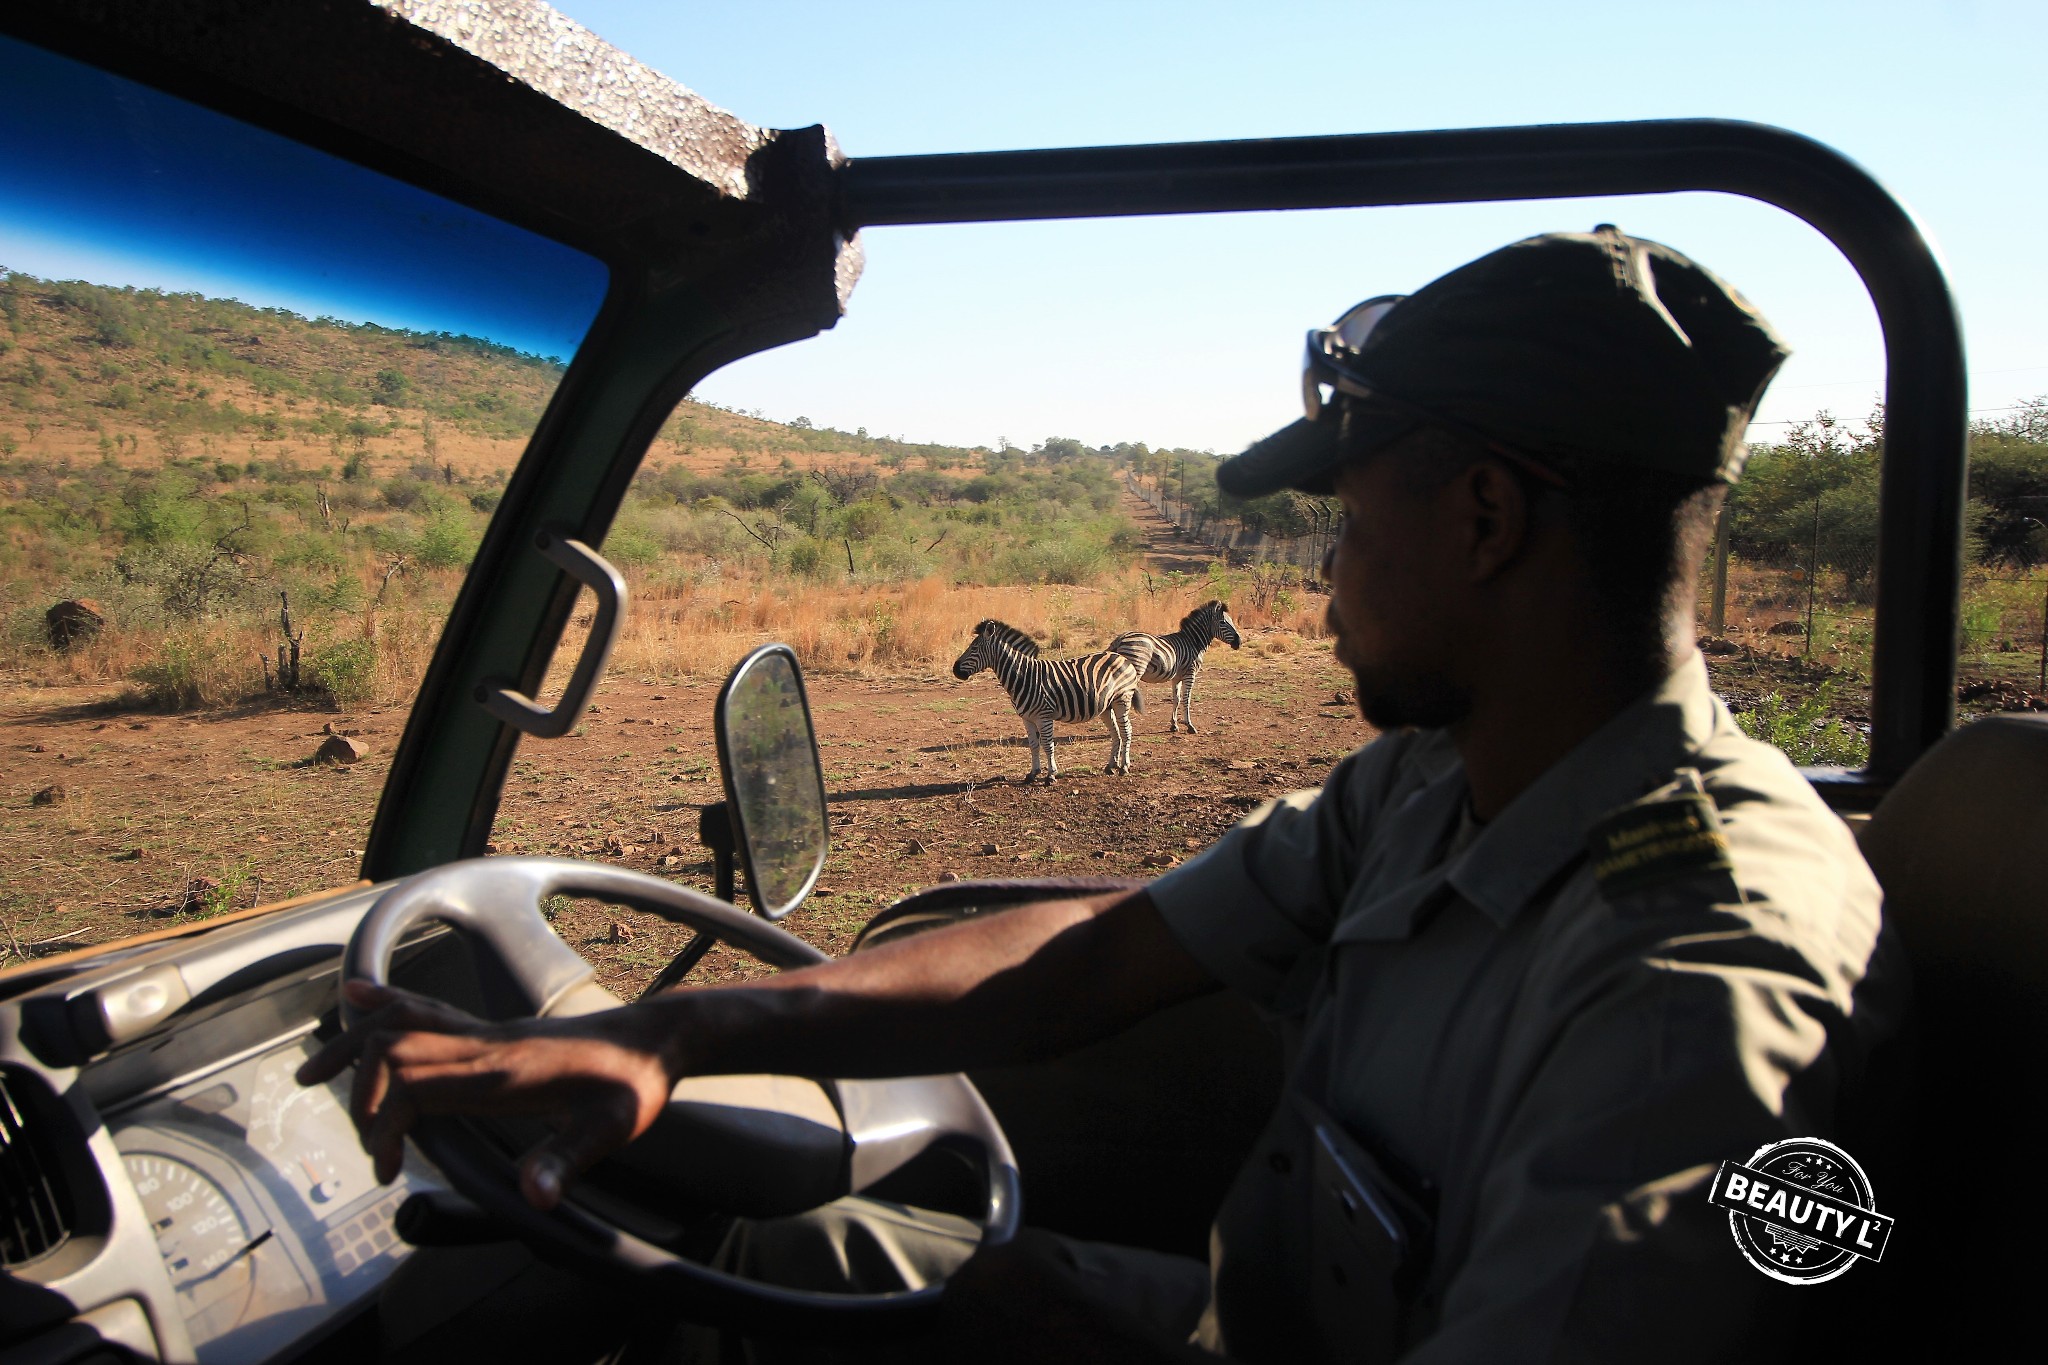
[{"x1": 124, "y1": 1152, "x2": 266, "y2": 1342}]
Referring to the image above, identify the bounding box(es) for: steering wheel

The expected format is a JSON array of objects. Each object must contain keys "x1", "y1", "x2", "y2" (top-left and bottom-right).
[{"x1": 340, "y1": 856, "x2": 1020, "y2": 1334}]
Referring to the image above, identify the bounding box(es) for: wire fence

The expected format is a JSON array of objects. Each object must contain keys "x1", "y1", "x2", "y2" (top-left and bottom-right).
[
  {"x1": 1124, "y1": 473, "x2": 1335, "y2": 572},
  {"x1": 1704, "y1": 509, "x2": 2047, "y2": 693},
  {"x1": 1126, "y1": 471, "x2": 2045, "y2": 692}
]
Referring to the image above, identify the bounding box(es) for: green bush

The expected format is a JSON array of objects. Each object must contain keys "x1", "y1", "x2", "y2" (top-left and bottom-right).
[
  {"x1": 130, "y1": 640, "x2": 209, "y2": 709},
  {"x1": 309, "y1": 636, "x2": 379, "y2": 705},
  {"x1": 996, "y1": 538, "x2": 1109, "y2": 585},
  {"x1": 1735, "y1": 686, "x2": 1869, "y2": 768},
  {"x1": 784, "y1": 536, "x2": 829, "y2": 579},
  {"x1": 413, "y1": 509, "x2": 477, "y2": 569}
]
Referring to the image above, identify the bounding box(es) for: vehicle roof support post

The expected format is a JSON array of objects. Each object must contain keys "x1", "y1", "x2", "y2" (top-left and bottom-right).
[{"x1": 838, "y1": 119, "x2": 1969, "y2": 802}]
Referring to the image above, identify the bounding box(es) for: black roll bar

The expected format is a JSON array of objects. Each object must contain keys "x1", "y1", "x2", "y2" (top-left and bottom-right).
[{"x1": 837, "y1": 119, "x2": 1967, "y2": 802}]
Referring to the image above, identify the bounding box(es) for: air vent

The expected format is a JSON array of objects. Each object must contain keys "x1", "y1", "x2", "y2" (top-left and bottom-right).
[{"x1": 1, "y1": 1069, "x2": 74, "y2": 1267}]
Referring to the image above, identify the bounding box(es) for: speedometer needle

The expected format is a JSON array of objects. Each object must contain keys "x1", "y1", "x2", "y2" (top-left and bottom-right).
[{"x1": 190, "y1": 1229, "x2": 273, "y2": 1286}]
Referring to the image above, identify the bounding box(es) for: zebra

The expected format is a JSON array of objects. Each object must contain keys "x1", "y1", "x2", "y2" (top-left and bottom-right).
[
  {"x1": 952, "y1": 619, "x2": 1142, "y2": 782},
  {"x1": 1109, "y1": 599, "x2": 1243, "y2": 734},
  {"x1": 973, "y1": 619, "x2": 1041, "y2": 658}
]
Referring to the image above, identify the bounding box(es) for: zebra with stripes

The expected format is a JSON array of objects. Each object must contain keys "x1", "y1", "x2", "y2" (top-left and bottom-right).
[
  {"x1": 1109, "y1": 599, "x2": 1243, "y2": 734},
  {"x1": 952, "y1": 619, "x2": 1142, "y2": 782}
]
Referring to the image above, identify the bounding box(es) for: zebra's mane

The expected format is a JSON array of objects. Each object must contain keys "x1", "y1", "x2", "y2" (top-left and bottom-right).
[
  {"x1": 1179, "y1": 600, "x2": 1229, "y2": 632},
  {"x1": 974, "y1": 619, "x2": 1041, "y2": 657}
]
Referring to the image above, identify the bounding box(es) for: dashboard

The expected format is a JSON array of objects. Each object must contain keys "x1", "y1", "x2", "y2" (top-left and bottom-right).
[
  {"x1": 105, "y1": 1031, "x2": 438, "y2": 1365},
  {"x1": 0, "y1": 883, "x2": 483, "y2": 1365}
]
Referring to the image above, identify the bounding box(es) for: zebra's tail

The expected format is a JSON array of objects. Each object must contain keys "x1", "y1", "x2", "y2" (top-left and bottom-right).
[{"x1": 1129, "y1": 687, "x2": 1144, "y2": 713}]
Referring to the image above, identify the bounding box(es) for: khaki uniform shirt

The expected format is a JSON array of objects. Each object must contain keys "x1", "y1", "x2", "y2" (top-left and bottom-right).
[{"x1": 1148, "y1": 653, "x2": 1897, "y2": 1363}]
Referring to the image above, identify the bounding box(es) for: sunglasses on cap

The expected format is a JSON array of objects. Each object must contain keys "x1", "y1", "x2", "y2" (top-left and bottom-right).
[{"x1": 1302, "y1": 295, "x2": 1574, "y2": 491}]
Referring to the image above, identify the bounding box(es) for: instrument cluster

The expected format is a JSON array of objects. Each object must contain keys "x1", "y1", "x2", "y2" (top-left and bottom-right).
[{"x1": 110, "y1": 1032, "x2": 438, "y2": 1364}]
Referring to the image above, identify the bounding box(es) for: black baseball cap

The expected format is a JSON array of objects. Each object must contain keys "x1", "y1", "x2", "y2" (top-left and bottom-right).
[{"x1": 1217, "y1": 226, "x2": 1791, "y2": 498}]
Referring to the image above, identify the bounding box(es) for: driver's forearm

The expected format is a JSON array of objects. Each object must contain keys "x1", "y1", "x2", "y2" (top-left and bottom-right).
[{"x1": 634, "y1": 890, "x2": 1216, "y2": 1082}]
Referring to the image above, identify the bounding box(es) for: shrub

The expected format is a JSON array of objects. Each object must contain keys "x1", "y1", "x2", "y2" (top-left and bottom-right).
[
  {"x1": 784, "y1": 537, "x2": 829, "y2": 579},
  {"x1": 994, "y1": 539, "x2": 1109, "y2": 586},
  {"x1": 413, "y1": 509, "x2": 477, "y2": 569},
  {"x1": 129, "y1": 637, "x2": 238, "y2": 709},
  {"x1": 309, "y1": 636, "x2": 379, "y2": 705},
  {"x1": 1735, "y1": 685, "x2": 1869, "y2": 767},
  {"x1": 380, "y1": 476, "x2": 433, "y2": 510}
]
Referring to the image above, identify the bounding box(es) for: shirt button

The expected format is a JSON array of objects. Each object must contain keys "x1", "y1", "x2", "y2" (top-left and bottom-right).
[{"x1": 1269, "y1": 1151, "x2": 1293, "y2": 1175}]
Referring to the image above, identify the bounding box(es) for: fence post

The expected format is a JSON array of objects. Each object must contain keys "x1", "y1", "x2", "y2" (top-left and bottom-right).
[
  {"x1": 1803, "y1": 493, "x2": 1821, "y2": 656},
  {"x1": 1709, "y1": 500, "x2": 1731, "y2": 637}
]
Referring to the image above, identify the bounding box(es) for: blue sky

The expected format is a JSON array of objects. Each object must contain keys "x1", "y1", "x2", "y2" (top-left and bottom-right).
[{"x1": 556, "y1": 0, "x2": 2047, "y2": 454}]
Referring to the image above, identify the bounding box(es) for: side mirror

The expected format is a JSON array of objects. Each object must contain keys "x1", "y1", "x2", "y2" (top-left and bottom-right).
[{"x1": 713, "y1": 644, "x2": 829, "y2": 920}]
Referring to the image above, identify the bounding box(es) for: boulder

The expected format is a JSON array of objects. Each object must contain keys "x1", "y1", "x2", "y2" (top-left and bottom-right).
[
  {"x1": 45, "y1": 599, "x2": 104, "y2": 651},
  {"x1": 31, "y1": 784, "x2": 66, "y2": 807},
  {"x1": 315, "y1": 735, "x2": 368, "y2": 764}
]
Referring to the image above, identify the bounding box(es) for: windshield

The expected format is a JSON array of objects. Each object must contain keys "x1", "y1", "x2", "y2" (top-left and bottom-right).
[{"x1": 0, "y1": 33, "x2": 607, "y2": 961}]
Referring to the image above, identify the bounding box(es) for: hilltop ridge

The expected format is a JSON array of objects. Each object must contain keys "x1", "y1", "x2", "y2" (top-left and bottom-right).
[{"x1": 0, "y1": 269, "x2": 1032, "y2": 481}]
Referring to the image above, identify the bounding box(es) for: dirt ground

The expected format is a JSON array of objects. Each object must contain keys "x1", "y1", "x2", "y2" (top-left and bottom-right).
[{"x1": 0, "y1": 642, "x2": 1369, "y2": 991}]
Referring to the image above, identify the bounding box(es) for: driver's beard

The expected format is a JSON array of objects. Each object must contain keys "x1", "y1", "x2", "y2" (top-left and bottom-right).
[
  {"x1": 1330, "y1": 603, "x2": 1472, "y2": 732},
  {"x1": 1347, "y1": 660, "x2": 1472, "y2": 731}
]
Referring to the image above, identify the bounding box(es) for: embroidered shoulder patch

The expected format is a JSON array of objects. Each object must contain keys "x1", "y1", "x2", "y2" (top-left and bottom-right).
[{"x1": 1586, "y1": 791, "x2": 1733, "y2": 898}]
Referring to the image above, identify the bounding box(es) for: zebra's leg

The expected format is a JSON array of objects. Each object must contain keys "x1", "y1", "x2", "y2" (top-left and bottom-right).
[
  {"x1": 1175, "y1": 677, "x2": 1194, "y2": 733},
  {"x1": 1183, "y1": 670, "x2": 1201, "y2": 734},
  {"x1": 1100, "y1": 701, "x2": 1124, "y2": 775},
  {"x1": 1024, "y1": 717, "x2": 1044, "y2": 784},
  {"x1": 1115, "y1": 694, "x2": 1136, "y2": 773},
  {"x1": 1041, "y1": 718, "x2": 1058, "y2": 784}
]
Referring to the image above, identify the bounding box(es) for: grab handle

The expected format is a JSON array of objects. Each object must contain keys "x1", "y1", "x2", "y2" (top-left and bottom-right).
[{"x1": 475, "y1": 530, "x2": 626, "y2": 738}]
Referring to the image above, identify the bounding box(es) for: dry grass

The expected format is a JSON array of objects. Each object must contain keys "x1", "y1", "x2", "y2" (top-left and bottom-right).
[
  {"x1": 6, "y1": 568, "x2": 459, "y2": 711},
  {"x1": 600, "y1": 568, "x2": 1330, "y2": 687},
  {"x1": 2, "y1": 560, "x2": 1329, "y2": 720}
]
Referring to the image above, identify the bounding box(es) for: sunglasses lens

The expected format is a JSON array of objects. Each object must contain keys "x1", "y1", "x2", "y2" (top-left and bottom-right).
[{"x1": 1332, "y1": 295, "x2": 1404, "y2": 353}]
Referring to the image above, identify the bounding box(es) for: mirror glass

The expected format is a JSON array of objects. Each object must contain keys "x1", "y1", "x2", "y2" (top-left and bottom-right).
[{"x1": 715, "y1": 645, "x2": 828, "y2": 919}]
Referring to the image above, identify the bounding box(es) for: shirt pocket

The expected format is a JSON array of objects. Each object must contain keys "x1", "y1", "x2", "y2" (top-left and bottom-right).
[{"x1": 1300, "y1": 1097, "x2": 1434, "y2": 1364}]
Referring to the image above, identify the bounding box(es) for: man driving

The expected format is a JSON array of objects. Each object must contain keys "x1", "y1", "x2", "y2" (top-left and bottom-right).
[{"x1": 303, "y1": 226, "x2": 1898, "y2": 1362}]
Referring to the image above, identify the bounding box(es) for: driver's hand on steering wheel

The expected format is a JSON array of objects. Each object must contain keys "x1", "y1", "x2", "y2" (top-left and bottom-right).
[{"x1": 297, "y1": 980, "x2": 677, "y2": 1210}]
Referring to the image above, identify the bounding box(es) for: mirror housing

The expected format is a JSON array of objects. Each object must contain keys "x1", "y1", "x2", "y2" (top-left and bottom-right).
[{"x1": 714, "y1": 645, "x2": 829, "y2": 920}]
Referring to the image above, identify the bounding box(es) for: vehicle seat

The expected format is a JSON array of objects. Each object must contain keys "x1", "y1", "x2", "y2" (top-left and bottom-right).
[
  {"x1": 1858, "y1": 712, "x2": 2048, "y2": 985},
  {"x1": 1849, "y1": 712, "x2": 2048, "y2": 1336}
]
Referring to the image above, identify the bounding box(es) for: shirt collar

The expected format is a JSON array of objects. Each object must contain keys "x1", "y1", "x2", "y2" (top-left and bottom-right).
[{"x1": 1447, "y1": 650, "x2": 1722, "y2": 927}]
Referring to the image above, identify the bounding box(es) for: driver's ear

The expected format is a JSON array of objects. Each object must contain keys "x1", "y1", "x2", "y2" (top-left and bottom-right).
[{"x1": 1453, "y1": 457, "x2": 1534, "y2": 582}]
